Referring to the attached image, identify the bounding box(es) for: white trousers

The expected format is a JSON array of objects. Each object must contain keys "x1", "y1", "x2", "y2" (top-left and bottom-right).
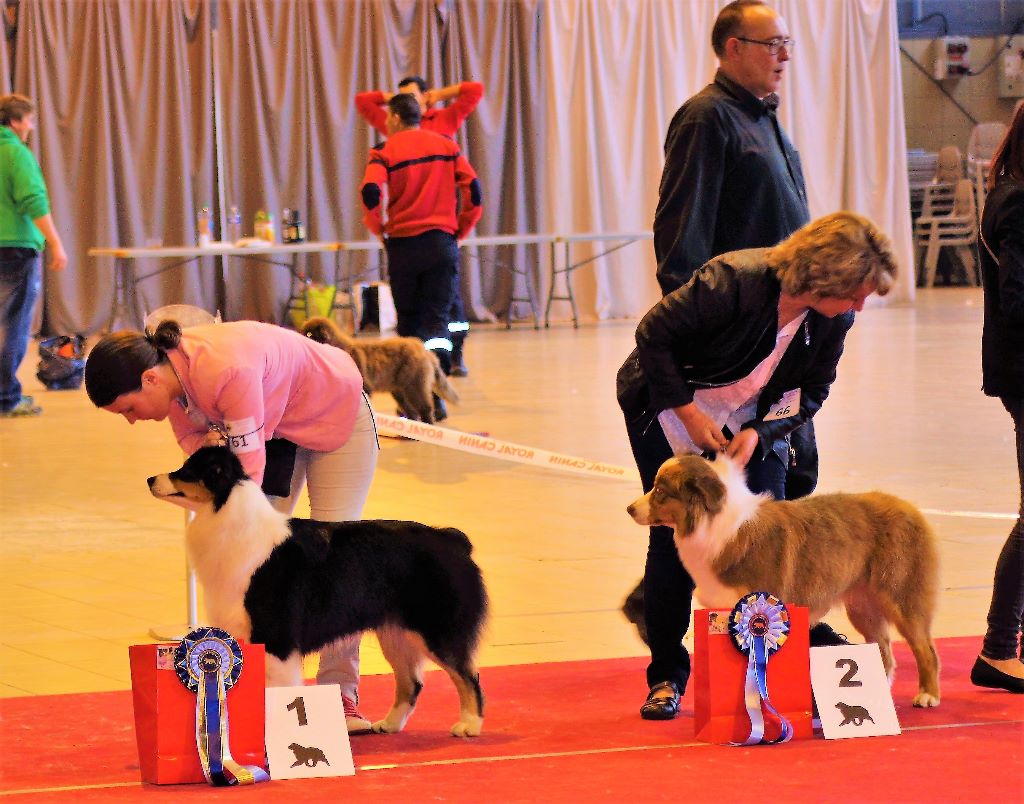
[{"x1": 271, "y1": 393, "x2": 379, "y2": 699}]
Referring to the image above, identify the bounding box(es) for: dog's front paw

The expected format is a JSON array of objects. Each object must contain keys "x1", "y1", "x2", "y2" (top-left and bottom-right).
[
  {"x1": 912, "y1": 691, "x2": 940, "y2": 707},
  {"x1": 450, "y1": 716, "x2": 483, "y2": 737},
  {"x1": 371, "y1": 717, "x2": 405, "y2": 734}
]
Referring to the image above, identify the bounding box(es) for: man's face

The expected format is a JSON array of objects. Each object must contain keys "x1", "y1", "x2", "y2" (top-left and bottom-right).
[
  {"x1": 9, "y1": 112, "x2": 35, "y2": 143},
  {"x1": 397, "y1": 82, "x2": 427, "y2": 113},
  {"x1": 725, "y1": 7, "x2": 792, "y2": 99}
]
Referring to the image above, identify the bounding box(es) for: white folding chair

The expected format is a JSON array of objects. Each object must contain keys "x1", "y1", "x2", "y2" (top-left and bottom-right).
[
  {"x1": 914, "y1": 178, "x2": 979, "y2": 288},
  {"x1": 907, "y1": 149, "x2": 938, "y2": 219},
  {"x1": 967, "y1": 122, "x2": 1006, "y2": 217}
]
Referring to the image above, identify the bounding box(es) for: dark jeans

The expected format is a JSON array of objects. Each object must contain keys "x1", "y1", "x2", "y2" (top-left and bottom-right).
[
  {"x1": 983, "y1": 397, "x2": 1024, "y2": 660},
  {"x1": 0, "y1": 251, "x2": 41, "y2": 411},
  {"x1": 385, "y1": 230, "x2": 459, "y2": 350},
  {"x1": 625, "y1": 413, "x2": 787, "y2": 691}
]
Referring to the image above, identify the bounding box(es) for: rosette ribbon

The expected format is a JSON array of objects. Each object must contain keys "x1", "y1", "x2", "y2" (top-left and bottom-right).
[
  {"x1": 174, "y1": 627, "x2": 269, "y2": 786},
  {"x1": 728, "y1": 592, "x2": 795, "y2": 746}
]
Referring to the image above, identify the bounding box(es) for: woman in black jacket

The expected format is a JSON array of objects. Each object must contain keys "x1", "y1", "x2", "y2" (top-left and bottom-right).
[
  {"x1": 617, "y1": 211, "x2": 897, "y2": 719},
  {"x1": 973, "y1": 103, "x2": 1024, "y2": 694}
]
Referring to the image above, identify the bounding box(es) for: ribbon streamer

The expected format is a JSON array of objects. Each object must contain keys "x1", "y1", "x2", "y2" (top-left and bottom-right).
[
  {"x1": 728, "y1": 592, "x2": 795, "y2": 746},
  {"x1": 174, "y1": 627, "x2": 269, "y2": 786}
]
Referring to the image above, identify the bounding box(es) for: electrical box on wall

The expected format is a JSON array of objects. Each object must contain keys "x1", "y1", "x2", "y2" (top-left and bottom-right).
[
  {"x1": 932, "y1": 36, "x2": 971, "y2": 80},
  {"x1": 998, "y1": 42, "x2": 1024, "y2": 97}
]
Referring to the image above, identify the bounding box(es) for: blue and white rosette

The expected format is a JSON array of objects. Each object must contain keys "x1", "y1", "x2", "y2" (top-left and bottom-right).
[
  {"x1": 174, "y1": 627, "x2": 269, "y2": 786},
  {"x1": 728, "y1": 592, "x2": 795, "y2": 746}
]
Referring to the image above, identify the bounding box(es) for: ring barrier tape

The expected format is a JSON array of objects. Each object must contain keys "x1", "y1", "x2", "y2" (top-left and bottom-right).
[
  {"x1": 372, "y1": 412, "x2": 1018, "y2": 521},
  {"x1": 373, "y1": 411, "x2": 640, "y2": 482}
]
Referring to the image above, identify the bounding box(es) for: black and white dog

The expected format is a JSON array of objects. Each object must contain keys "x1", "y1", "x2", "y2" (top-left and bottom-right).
[{"x1": 147, "y1": 446, "x2": 488, "y2": 737}]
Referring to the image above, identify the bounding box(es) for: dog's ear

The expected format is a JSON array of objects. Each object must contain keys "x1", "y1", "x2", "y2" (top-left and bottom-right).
[
  {"x1": 181, "y1": 446, "x2": 247, "y2": 511},
  {"x1": 679, "y1": 472, "x2": 727, "y2": 533}
]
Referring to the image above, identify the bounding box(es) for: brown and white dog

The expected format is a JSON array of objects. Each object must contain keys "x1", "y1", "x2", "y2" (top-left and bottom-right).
[
  {"x1": 302, "y1": 316, "x2": 458, "y2": 424},
  {"x1": 627, "y1": 454, "x2": 941, "y2": 707}
]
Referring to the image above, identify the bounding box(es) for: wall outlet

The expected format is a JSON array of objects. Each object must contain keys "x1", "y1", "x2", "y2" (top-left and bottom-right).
[{"x1": 933, "y1": 36, "x2": 971, "y2": 80}]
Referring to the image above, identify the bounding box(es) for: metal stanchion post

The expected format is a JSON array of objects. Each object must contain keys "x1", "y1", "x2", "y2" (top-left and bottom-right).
[{"x1": 148, "y1": 509, "x2": 200, "y2": 641}]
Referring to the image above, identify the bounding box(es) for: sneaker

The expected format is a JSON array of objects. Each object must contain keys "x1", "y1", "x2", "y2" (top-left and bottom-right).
[
  {"x1": 809, "y1": 622, "x2": 852, "y2": 647},
  {"x1": 342, "y1": 693, "x2": 372, "y2": 734},
  {"x1": 0, "y1": 396, "x2": 41, "y2": 417}
]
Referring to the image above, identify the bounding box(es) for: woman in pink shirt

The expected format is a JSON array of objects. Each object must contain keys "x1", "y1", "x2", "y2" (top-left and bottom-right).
[{"x1": 85, "y1": 319, "x2": 379, "y2": 733}]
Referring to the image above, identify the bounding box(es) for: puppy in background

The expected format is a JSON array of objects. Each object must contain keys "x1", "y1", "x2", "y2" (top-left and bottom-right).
[
  {"x1": 302, "y1": 316, "x2": 459, "y2": 424},
  {"x1": 627, "y1": 454, "x2": 941, "y2": 707}
]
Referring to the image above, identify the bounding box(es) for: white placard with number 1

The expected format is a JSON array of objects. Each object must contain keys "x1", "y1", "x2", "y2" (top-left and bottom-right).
[
  {"x1": 810, "y1": 644, "x2": 901, "y2": 740},
  {"x1": 265, "y1": 685, "x2": 355, "y2": 780}
]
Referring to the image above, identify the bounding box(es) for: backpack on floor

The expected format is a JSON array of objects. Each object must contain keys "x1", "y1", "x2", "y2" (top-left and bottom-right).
[{"x1": 36, "y1": 334, "x2": 86, "y2": 390}]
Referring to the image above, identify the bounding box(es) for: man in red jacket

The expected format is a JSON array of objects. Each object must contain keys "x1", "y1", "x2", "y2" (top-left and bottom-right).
[
  {"x1": 355, "y1": 76, "x2": 484, "y2": 377},
  {"x1": 355, "y1": 76, "x2": 484, "y2": 139},
  {"x1": 360, "y1": 93, "x2": 482, "y2": 421}
]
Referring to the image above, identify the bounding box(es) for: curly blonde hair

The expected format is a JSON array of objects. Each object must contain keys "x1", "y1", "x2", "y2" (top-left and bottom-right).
[{"x1": 769, "y1": 212, "x2": 897, "y2": 298}]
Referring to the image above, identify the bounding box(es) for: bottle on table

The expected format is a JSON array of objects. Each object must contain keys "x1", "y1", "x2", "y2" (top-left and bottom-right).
[
  {"x1": 254, "y1": 209, "x2": 269, "y2": 242},
  {"x1": 226, "y1": 205, "x2": 242, "y2": 244},
  {"x1": 197, "y1": 205, "x2": 212, "y2": 248},
  {"x1": 282, "y1": 208, "x2": 306, "y2": 243},
  {"x1": 265, "y1": 212, "x2": 276, "y2": 243}
]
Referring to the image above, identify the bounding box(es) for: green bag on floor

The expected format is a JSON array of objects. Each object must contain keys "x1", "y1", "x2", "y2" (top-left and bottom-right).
[{"x1": 287, "y1": 284, "x2": 336, "y2": 329}]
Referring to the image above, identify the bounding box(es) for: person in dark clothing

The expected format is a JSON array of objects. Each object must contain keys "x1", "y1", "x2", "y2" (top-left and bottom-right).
[
  {"x1": 618, "y1": 212, "x2": 897, "y2": 720},
  {"x1": 622, "y1": 0, "x2": 819, "y2": 678},
  {"x1": 972, "y1": 102, "x2": 1024, "y2": 694},
  {"x1": 355, "y1": 76, "x2": 484, "y2": 377},
  {"x1": 653, "y1": 0, "x2": 806, "y2": 298},
  {"x1": 359, "y1": 94, "x2": 482, "y2": 421}
]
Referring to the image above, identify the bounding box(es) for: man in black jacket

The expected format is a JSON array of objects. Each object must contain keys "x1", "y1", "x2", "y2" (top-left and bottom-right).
[{"x1": 620, "y1": 213, "x2": 897, "y2": 720}]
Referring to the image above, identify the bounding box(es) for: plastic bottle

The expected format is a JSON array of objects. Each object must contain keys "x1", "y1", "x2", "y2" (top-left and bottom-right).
[
  {"x1": 283, "y1": 208, "x2": 306, "y2": 243},
  {"x1": 226, "y1": 205, "x2": 242, "y2": 244},
  {"x1": 197, "y1": 205, "x2": 212, "y2": 248},
  {"x1": 254, "y1": 209, "x2": 268, "y2": 242},
  {"x1": 265, "y1": 212, "x2": 276, "y2": 243}
]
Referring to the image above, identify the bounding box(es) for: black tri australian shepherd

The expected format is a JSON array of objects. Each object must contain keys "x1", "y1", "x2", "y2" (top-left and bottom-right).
[{"x1": 147, "y1": 446, "x2": 488, "y2": 737}]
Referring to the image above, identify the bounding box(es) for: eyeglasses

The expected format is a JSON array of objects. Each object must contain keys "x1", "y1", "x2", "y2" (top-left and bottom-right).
[{"x1": 736, "y1": 36, "x2": 795, "y2": 56}]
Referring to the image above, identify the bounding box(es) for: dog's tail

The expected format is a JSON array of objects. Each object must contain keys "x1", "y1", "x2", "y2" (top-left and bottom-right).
[{"x1": 430, "y1": 353, "x2": 461, "y2": 404}]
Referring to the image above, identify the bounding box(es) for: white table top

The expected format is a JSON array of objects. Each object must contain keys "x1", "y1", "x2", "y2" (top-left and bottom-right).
[
  {"x1": 88, "y1": 232, "x2": 653, "y2": 259},
  {"x1": 87, "y1": 241, "x2": 342, "y2": 258}
]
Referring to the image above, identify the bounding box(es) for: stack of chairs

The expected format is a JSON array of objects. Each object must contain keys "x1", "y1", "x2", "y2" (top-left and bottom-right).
[
  {"x1": 966, "y1": 121, "x2": 1007, "y2": 217},
  {"x1": 914, "y1": 177, "x2": 980, "y2": 288},
  {"x1": 907, "y1": 149, "x2": 938, "y2": 219}
]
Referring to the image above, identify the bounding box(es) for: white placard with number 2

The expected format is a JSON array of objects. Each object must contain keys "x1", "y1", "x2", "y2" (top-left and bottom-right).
[
  {"x1": 265, "y1": 685, "x2": 355, "y2": 780},
  {"x1": 810, "y1": 644, "x2": 901, "y2": 740}
]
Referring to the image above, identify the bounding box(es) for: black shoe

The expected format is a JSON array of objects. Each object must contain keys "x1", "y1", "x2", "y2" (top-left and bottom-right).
[
  {"x1": 449, "y1": 359, "x2": 469, "y2": 378},
  {"x1": 809, "y1": 622, "x2": 852, "y2": 647},
  {"x1": 640, "y1": 681, "x2": 680, "y2": 720},
  {"x1": 971, "y1": 657, "x2": 1024, "y2": 693},
  {"x1": 432, "y1": 394, "x2": 448, "y2": 423}
]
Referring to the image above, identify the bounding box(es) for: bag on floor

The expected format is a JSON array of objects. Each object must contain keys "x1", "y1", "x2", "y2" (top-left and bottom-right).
[
  {"x1": 129, "y1": 640, "x2": 266, "y2": 784},
  {"x1": 692, "y1": 604, "x2": 813, "y2": 744},
  {"x1": 36, "y1": 334, "x2": 85, "y2": 390},
  {"x1": 356, "y1": 282, "x2": 397, "y2": 332},
  {"x1": 286, "y1": 283, "x2": 336, "y2": 329}
]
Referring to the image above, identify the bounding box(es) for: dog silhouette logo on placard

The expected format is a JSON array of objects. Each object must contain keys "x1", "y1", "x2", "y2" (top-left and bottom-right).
[
  {"x1": 288, "y1": 742, "x2": 330, "y2": 768},
  {"x1": 835, "y1": 701, "x2": 875, "y2": 727}
]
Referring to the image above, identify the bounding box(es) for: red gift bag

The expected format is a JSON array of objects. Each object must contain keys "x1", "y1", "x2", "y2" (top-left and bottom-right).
[
  {"x1": 693, "y1": 606, "x2": 813, "y2": 744},
  {"x1": 129, "y1": 641, "x2": 266, "y2": 784}
]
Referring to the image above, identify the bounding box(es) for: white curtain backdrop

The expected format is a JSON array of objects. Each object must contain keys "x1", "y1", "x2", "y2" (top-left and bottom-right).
[{"x1": 540, "y1": 0, "x2": 913, "y2": 323}]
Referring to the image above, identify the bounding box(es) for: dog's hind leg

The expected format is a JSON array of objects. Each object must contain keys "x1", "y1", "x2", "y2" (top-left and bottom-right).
[
  {"x1": 430, "y1": 650, "x2": 484, "y2": 737},
  {"x1": 371, "y1": 626, "x2": 426, "y2": 734},
  {"x1": 888, "y1": 608, "x2": 941, "y2": 707},
  {"x1": 844, "y1": 589, "x2": 896, "y2": 679},
  {"x1": 265, "y1": 652, "x2": 304, "y2": 688}
]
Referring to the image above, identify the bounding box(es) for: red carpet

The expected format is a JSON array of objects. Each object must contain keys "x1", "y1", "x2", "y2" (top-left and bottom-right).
[{"x1": 1, "y1": 637, "x2": 1021, "y2": 802}]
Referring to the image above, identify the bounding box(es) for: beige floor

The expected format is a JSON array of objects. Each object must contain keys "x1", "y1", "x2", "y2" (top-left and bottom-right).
[{"x1": 0, "y1": 287, "x2": 1014, "y2": 698}]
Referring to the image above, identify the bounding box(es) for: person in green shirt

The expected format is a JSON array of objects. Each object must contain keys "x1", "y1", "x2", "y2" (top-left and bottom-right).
[{"x1": 0, "y1": 93, "x2": 67, "y2": 417}]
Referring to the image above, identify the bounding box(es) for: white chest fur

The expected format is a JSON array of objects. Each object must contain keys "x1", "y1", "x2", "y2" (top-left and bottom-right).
[{"x1": 673, "y1": 524, "x2": 746, "y2": 609}]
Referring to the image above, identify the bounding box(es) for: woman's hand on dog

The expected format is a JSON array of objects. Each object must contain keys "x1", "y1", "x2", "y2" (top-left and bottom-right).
[
  {"x1": 723, "y1": 428, "x2": 759, "y2": 467},
  {"x1": 202, "y1": 429, "x2": 227, "y2": 448},
  {"x1": 675, "y1": 403, "x2": 729, "y2": 453}
]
